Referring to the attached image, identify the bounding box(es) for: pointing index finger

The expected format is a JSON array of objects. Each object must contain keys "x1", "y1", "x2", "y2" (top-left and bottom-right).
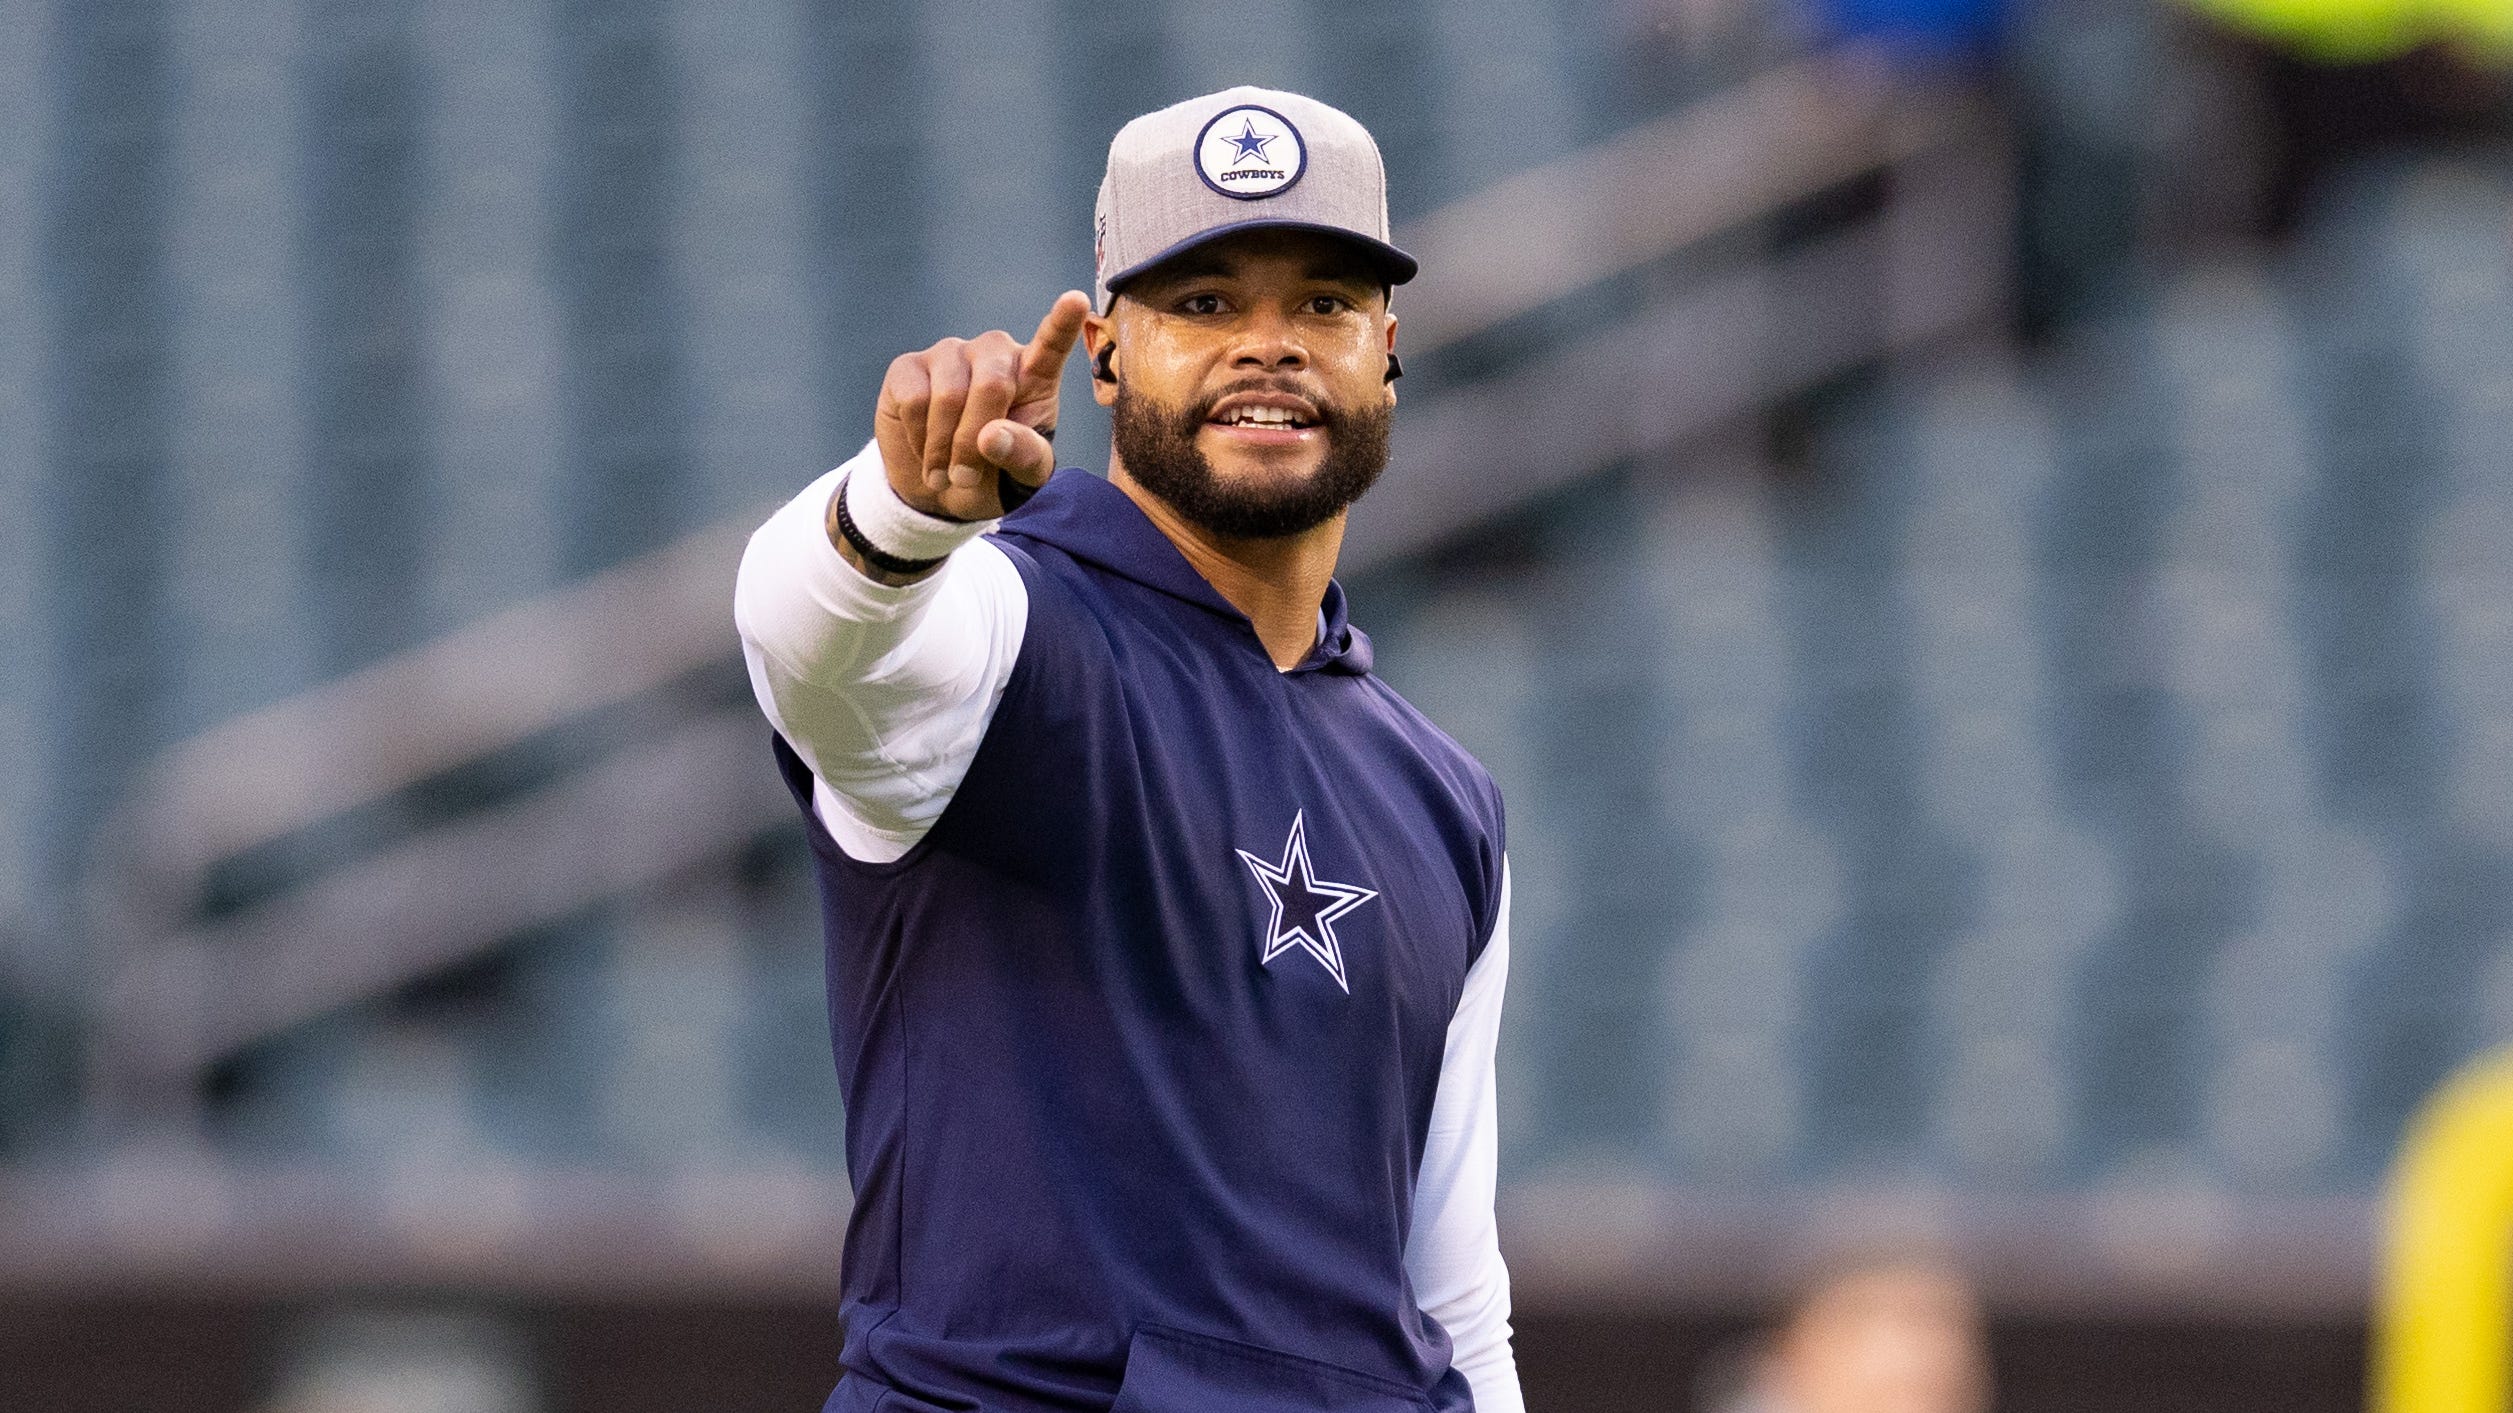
[{"x1": 1020, "y1": 290, "x2": 1091, "y2": 388}]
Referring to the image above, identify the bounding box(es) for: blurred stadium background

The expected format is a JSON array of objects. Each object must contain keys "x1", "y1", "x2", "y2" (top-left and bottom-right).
[{"x1": 2, "y1": 0, "x2": 2510, "y2": 1408}]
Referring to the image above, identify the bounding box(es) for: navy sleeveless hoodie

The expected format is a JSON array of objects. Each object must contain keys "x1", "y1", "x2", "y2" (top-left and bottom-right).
[{"x1": 772, "y1": 468, "x2": 1508, "y2": 1413}]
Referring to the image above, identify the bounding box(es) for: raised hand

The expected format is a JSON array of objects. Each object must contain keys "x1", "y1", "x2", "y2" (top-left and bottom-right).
[{"x1": 873, "y1": 291, "x2": 1091, "y2": 523}]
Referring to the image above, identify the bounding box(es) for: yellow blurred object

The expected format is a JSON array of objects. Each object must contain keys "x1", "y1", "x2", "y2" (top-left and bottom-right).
[
  {"x1": 2181, "y1": 0, "x2": 2513, "y2": 63},
  {"x1": 2373, "y1": 1047, "x2": 2513, "y2": 1413}
]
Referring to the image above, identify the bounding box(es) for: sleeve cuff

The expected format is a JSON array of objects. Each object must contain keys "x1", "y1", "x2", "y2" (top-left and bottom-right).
[{"x1": 842, "y1": 444, "x2": 998, "y2": 563}]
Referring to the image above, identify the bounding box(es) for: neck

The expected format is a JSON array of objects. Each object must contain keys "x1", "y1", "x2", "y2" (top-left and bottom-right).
[{"x1": 1109, "y1": 459, "x2": 1344, "y2": 671}]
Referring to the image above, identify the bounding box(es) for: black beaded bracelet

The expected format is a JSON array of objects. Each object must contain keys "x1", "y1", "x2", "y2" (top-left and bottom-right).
[{"x1": 833, "y1": 475, "x2": 952, "y2": 577}]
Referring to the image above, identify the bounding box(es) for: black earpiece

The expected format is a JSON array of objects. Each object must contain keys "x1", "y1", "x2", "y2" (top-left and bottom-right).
[
  {"x1": 1092, "y1": 346, "x2": 1117, "y2": 383},
  {"x1": 1384, "y1": 352, "x2": 1403, "y2": 383}
]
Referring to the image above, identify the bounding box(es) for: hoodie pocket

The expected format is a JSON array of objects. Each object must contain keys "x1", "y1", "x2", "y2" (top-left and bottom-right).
[{"x1": 1109, "y1": 1325, "x2": 1433, "y2": 1413}]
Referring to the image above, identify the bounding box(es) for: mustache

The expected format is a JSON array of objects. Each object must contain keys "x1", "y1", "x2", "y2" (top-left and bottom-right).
[{"x1": 1186, "y1": 379, "x2": 1345, "y2": 424}]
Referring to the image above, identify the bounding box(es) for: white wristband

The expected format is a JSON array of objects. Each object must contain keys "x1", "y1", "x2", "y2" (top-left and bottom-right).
[{"x1": 840, "y1": 458, "x2": 997, "y2": 564}]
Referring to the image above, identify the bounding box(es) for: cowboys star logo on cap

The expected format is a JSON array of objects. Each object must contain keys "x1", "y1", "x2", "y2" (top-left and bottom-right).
[{"x1": 1194, "y1": 104, "x2": 1305, "y2": 201}]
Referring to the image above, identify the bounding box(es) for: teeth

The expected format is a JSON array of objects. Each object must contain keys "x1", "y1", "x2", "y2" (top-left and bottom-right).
[{"x1": 1223, "y1": 407, "x2": 1300, "y2": 427}]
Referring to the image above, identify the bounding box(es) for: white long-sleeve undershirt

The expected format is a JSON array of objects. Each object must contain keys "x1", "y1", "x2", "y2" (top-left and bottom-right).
[
  {"x1": 1407, "y1": 864, "x2": 1520, "y2": 1412},
  {"x1": 733, "y1": 441, "x2": 1521, "y2": 1412}
]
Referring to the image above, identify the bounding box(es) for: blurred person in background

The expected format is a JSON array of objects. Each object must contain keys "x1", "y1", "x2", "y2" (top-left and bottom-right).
[{"x1": 1699, "y1": 1255, "x2": 1992, "y2": 1413}]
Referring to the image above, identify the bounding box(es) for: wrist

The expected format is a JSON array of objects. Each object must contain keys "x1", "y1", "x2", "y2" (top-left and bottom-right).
[{"x1": 832, "y1": 465, "x2": 996, "y2": 580}]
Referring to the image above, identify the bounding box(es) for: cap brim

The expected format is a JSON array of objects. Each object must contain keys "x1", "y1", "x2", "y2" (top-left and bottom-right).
[{"x1": 1102, "y1": 219, "x2": 1419, "y2": 303}]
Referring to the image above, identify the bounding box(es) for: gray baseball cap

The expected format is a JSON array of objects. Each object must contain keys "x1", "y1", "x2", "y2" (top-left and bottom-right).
[{"x1": 1092, "y1": 85, "x2": 1418, "y2": 311}]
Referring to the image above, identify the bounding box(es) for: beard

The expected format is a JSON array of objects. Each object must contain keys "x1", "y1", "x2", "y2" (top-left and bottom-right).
[{"x1": 1110, "y1": 377, "x2": 1391, "y2": 539}]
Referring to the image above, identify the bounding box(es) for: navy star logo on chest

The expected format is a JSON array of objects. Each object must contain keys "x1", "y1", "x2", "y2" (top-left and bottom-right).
[{"x1": 1235, "y1": 810, "x2": 1378, "y2": 995}]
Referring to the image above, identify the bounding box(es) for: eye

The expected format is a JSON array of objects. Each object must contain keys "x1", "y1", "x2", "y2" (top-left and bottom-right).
[
  {"x1": 1304, "y1": 294, "x2": 1350, "y2": 316},
  {"x1": 1179, "y1": 292, "x2": 1225, "y2": 316}
]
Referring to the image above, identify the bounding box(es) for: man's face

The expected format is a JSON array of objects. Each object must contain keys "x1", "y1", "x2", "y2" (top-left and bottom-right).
[{"x1": 1089, "y1": 228, "x2": 1399, "y2": 539}]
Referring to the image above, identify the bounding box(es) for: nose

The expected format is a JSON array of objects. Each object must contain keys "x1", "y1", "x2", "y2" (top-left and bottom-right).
[{"x1": 1228, "y1": 303, "x2": 1306, "y2": 373}]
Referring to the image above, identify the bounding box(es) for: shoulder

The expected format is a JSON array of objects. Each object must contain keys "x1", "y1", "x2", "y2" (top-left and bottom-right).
[
  {"x1": 1350, "y1": 674, "x2": 1509, "y2": 950},
  {"x1": 979, "y1": 521, "x2": 1111, "y2": 664},
  {"x1": 967, "y1": 520, "x2": 1143, "y2": 739},
  {"x1": 1361, "y1": 674, "x2": 1506, "y2": 836}
]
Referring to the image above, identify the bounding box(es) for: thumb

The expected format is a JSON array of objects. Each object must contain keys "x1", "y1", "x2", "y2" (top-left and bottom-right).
[{"x1": 979, "y1": 418, "x2": 1056, "y2": 489}]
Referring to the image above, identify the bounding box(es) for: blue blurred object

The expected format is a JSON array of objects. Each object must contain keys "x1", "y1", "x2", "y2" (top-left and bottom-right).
[{"x1": 1812, "y1": 0, "x2": 2010, "y2": 60}]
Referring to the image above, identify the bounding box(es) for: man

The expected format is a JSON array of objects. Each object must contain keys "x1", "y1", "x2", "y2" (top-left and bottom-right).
[{"x1": 736, "y1": 86, "x2": 1521, "y2": 1413}]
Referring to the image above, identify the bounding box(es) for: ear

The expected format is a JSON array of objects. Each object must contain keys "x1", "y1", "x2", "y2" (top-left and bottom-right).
[
  {"x1": 1382, "y1": 312, "x2": 1400, "y2": 409},
  {"x1": 1085, "y1": 307, "x2": 1118, "y2": 408}
]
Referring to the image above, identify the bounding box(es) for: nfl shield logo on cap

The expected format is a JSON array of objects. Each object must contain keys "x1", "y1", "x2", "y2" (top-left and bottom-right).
[{"x1": 1093, "y1": 85, "x2": 1418, "y2": 311}]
